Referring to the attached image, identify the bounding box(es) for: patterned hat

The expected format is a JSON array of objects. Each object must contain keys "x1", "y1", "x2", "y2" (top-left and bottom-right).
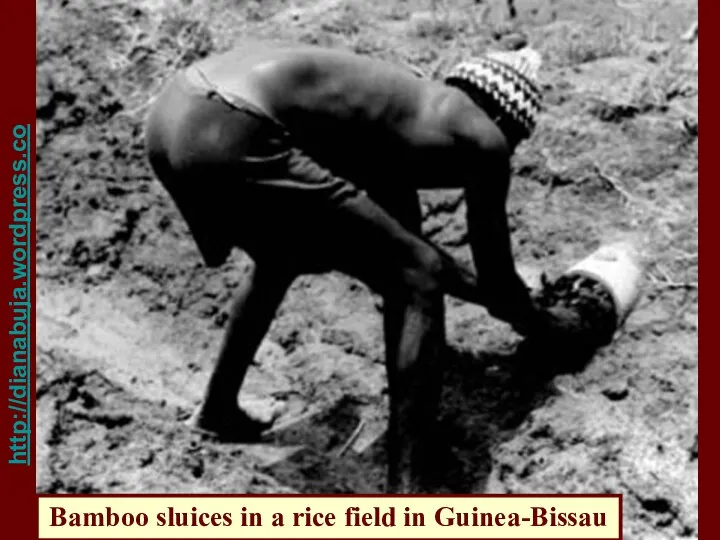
[{"x1": 444, "y1": 47, "x2": 543, "y2": 140}]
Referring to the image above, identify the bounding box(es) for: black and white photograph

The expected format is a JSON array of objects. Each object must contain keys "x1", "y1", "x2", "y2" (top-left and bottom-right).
[{"x1": 36, "y1": 0, "x2": 698, "y2": 537}]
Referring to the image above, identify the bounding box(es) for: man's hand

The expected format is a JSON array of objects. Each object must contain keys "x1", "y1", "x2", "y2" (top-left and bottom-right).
[
  {"x1": 484, "y1": 272, "x2": 537, "y2": 335},
  {"x1": 528, "y1": 304, "x2": 584, "y2": 339},
  {"x1": 486, "y1": 276, "x2": 584, "y2": 339}
]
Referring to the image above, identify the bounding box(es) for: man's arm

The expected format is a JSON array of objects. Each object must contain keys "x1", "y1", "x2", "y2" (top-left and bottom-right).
[
  {"x1": 459, "y1": 118, "x2": 537, "y2": 333},
  {"x1": 467, "y1": 183, "x2": 535, "y2": 332}
]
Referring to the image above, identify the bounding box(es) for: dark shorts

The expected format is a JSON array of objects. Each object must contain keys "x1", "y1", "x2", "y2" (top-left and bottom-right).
[{"x1": 145, "y1": 66, "x2": 363, "y2": 268}]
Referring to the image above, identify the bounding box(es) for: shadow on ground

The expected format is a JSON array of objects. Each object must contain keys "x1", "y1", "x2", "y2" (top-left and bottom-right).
[{"x1": 260, "y1": 338, "x2": 597, "y2": 494}]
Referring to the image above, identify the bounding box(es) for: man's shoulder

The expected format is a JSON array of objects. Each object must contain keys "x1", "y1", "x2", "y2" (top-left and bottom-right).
[{"x1": 442, "y1": 89, "x2": 509, "y2": 158}]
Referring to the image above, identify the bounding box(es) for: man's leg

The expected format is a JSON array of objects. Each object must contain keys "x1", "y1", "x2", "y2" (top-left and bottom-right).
[
  {"x1": 189, "y1": 261, "x2": 294, "y2": 441},
  {"x1": 282, "y1": 146, "x2": 487, "y2": 306},
  {"x1": 254, "y1": 148, "x2": 482, "y2": 491},
  {"x1": 326, "y1": 188, "x2": 458, "y2": 492},
  {"x1": 383, "y1": 280, "x2": 445, "y2": 493},
  {"x1": 332, "y1": 188, "x2": 487, "y2": 307},
  {"x1": 370, "y1": 190, "x2": 447, "y2": 493}
]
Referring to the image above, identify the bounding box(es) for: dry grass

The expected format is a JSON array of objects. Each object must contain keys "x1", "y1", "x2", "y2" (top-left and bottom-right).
[
  {"x1": 538, "y1": 21, "x2": 637, "y2": 67},
  {"x1": 631, "y1": 46, "x2": 698, "y2": 112},
  {"x1": 407, "y1": 0, "x2": 514, "y2": 43},
  {"x1": 38, "y1": 0, "x2": 218, "y2": 121},
  {"x1": 410, "y1": 13, "x2": 463, "y2": 41}
]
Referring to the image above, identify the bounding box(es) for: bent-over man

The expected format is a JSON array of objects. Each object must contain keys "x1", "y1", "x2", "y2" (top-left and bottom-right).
[{"x1": 145, "y1": 42, "x2": 568, "y2": 493}]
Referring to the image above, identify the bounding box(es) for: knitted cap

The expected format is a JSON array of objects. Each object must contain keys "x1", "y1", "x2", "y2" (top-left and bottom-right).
[{"x1": 445, "y1": 47, "x2": 543, "y2": 140}]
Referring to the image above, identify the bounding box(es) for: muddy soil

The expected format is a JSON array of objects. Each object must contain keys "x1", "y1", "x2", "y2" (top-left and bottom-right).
[{"x1": 37, "y1": 0, "x2": 697, "y2": 537}]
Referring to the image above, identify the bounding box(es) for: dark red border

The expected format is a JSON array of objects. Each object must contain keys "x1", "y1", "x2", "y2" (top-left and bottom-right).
[
  {"x1": 23, "y1": 1, "x2": 704, "y2": 539},
  {"x1": 1, "y1": 0, "x2": 37, "y2": 538},
  {"x1": 37, "y1": 494, "x2": 621, "y2": 540},
  {"x1": 699, "y1": 2, "x2": 710, "y2": 539}
]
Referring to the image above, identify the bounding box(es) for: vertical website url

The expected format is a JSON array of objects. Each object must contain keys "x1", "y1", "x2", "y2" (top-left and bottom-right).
[{"x1": 8, "y1": 124, "x2": 31, "y2": 466}]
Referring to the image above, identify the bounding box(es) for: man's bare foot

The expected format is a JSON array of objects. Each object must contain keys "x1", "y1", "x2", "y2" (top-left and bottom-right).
[{"x1": 185, "y1": 405, "x2": 274, "y2": 442}]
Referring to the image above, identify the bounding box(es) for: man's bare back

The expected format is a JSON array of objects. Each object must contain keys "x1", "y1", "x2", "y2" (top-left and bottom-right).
[{"x1": 194, "y1": 43, "x2": 502, "y2": 186}]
